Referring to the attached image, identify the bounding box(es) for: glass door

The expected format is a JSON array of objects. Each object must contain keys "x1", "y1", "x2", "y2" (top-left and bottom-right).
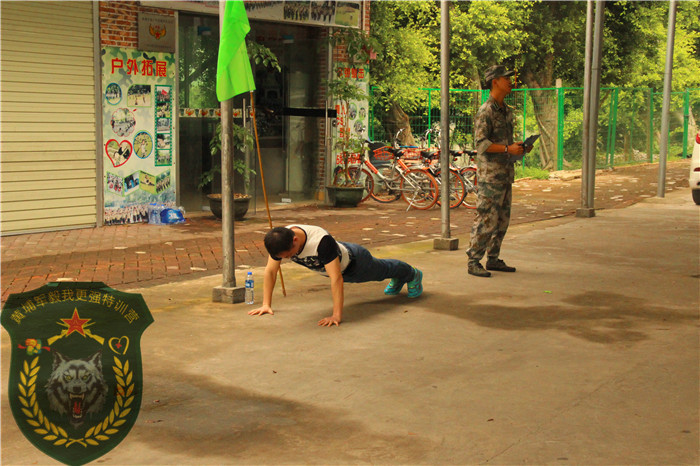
[{"x1": 178, "y1": 13, "x2": 222, "y2": 212}]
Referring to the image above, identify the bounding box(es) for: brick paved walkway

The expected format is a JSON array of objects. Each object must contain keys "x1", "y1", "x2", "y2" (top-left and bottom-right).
[{"x1": 1, "y1": 161, "x2": 690, "y2": 303}]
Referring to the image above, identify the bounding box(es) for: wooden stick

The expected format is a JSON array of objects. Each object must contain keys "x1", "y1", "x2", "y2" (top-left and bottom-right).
[{"x1": 249, "y1": 91, "x2": 286, "y2": 296}]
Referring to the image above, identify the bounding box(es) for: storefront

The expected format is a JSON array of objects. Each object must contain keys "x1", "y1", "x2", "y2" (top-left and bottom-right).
[
  {"x1": 0, "y1": 0, "x2": 369, "y2": 233},
  {"x1": 175, "y1": 1, "x2": 364, "y2": 212}
]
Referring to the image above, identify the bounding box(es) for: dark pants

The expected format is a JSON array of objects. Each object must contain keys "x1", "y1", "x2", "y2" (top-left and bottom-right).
[
  {"x1": 340, "y1": 242, "x2": 415, "y2": 284},
  {"x1": 467, "y1": 182, "x2": 512, "y2": 262}
]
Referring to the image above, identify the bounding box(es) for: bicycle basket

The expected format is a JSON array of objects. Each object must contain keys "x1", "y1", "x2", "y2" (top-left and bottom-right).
[{"x1": 372, "y1": 146, "x2": 394, "y2": 161}]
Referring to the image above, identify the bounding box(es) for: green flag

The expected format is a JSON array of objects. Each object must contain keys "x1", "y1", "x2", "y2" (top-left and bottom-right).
[{"x1": 216, "y1": 0, "x2": 255, "y2": 101}]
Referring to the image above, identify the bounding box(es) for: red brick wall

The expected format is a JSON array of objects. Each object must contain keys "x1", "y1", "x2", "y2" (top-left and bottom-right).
[
  {"x1": 99, "y1": 1, "x2": 174, "y2": 48},
  {"x1": 316, "y1": 28, "x2": 330, "y2": 196}
]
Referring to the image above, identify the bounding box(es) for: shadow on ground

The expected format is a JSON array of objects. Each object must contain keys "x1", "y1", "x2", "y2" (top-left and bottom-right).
[
  {"x1": 425, "y1": 290, "x2": 696, "y2": 344},
  {"x1": 128, "y1": 366, "x2": 434, "y2": 464}
]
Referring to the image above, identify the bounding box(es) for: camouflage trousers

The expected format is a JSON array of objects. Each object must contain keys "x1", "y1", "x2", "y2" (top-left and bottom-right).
[{"x1": 466, "y1": 182, "x2": 512, "y2": 263}]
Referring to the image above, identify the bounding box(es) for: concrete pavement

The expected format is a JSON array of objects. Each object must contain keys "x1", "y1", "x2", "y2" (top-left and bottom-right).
[{"x1": 2, "y1": 188, "x2": 698, "y2": 464}]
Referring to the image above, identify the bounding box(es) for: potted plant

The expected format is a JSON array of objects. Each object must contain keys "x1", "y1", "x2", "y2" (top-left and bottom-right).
[
  {"x1": 200, "y1": 122, "x2": 255, "y2": 220},
  {"x1": 199, "y1": 42, "x2": 280, "y2": 219},
  {"x1": 325, "y1": 29, "x2": 380, "y2": 207}
]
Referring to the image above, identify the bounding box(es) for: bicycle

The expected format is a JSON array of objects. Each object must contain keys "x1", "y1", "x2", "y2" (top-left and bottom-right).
[
  {"x1": 421, "y1": 127, "x2": 479, "y2": 209},
  {"x1": 415, "y1": 128, "x2": 470, "y2": 209},
  {"x1": 418, "y1": 148, "x2": 468, "y2": 209},
  {"x1": 454, "y1": 149, "x2": 478, "y2": 209},
  {"x1": 335, "y1": 140, "x2": 439, "y2": 210}
]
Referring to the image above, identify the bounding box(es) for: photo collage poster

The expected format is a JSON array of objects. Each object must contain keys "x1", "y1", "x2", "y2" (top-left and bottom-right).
[
  {"x1": 101, "y1": 46, "x2": 176, "y2": 225},
  {"x1": 244, "y1": 1, "x2": 362, "y2": 28},
  {"x1": 146, "y1": 1, "x2": 363, "y2": 29},
  {"x1": 332, "y1": 61, "x2": 369, "y2": 167}
]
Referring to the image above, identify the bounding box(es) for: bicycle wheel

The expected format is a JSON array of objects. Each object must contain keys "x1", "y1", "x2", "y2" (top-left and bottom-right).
[
  {"x1": 400, "y1": 168, "x2": 438, "y2": 210},
  {"x1": 357, "y1": 168, "x2": 373, "y2": 202},
  {"x1": 333, "y1": 167, "x2": 373, "y2": 202},
  {"x1": 460, "y1": 167, "x2": 478, "y2": 209},
  {"x1": 434, "y1": 169, "x2": 467, "y2": 209},
  {"x1": 371, "y1": 166, "x2": 402, "y2": 203}
]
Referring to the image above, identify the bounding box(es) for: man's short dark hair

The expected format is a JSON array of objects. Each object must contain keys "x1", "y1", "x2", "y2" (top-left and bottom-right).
[{"x1": 264, "y1": 227, "x2": 295, "y2": 257}]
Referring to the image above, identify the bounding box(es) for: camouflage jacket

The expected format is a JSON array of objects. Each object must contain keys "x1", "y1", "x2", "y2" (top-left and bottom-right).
[{"x1": 474, "y1": 96, "x2": 515, "y2": 184}]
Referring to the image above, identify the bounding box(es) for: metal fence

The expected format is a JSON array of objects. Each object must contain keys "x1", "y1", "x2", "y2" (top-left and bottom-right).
[{"x1": 370, "y1": 87, "x2": 699, "y2": 171}]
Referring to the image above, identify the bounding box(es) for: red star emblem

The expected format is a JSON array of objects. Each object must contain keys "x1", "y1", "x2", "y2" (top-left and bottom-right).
[{"x1": 60, "y1": 309, "x2": 91, "y2": 337}]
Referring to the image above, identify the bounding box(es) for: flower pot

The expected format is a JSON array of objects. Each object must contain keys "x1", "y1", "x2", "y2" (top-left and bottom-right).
[
  {"x1": 326, "y1": 186, "x2": 365, "y2": 208},
  {"x1": 207, "y1": 194, "x2": 251, "y2": 220}
]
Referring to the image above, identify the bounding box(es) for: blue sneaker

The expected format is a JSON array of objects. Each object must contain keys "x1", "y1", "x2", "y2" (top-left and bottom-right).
[
  {"x1": 384, "y1": 278, "x2": 405, "y2": 295},
  {"x1": 406, "y1": 268, "x2": 423, "y2": 298}
]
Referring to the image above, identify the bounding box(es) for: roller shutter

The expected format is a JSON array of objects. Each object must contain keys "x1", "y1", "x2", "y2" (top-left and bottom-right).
[{"x1": 1, "y1": 1, "x2": 98, "y2": 234}]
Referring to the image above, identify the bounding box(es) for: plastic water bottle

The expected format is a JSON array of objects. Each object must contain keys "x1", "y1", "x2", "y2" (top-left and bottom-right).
[{"x1": 245, "y1": 272, "x2": 254, "y2": 304}]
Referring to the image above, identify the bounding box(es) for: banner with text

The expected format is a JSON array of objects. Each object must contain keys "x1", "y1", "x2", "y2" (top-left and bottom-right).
[{"x1": 101, "y1": 47, "x2": 176, "y2": 225}]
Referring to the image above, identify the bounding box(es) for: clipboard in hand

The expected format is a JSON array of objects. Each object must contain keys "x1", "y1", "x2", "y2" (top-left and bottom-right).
[
  {"x1": 509, "y1": 134, "x2": 539, "y2": 163},
  {"x1": 522, "y1": 134, "x2": 540, "y2": 149}
]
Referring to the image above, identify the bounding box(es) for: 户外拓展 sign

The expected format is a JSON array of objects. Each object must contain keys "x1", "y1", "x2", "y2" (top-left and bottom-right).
[
  {"x1": 101, "y1": 46, "x2": 176, "y2": 225},
  {"x1": 1, "y1": 282, "x2": 153, "y2": 466}
]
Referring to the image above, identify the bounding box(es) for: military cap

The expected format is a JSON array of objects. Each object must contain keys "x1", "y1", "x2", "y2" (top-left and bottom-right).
[{"x1": 484, "y1": 65, "x2": 515, "y2": 84}]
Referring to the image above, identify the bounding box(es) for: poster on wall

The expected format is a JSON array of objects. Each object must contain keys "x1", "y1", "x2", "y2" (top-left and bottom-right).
[
  {"x1": 101, "y1": 47, "x2": 176, "y2": 225},
  {"x1": 332, "y1": 62, "x2": 369, "y2": 170},
  {"x1": 245, "y1": 1, "x2": 362, "y2": 28},
  {"x1": 140, "y1": 1, "x2": 362, "y2": 29}
]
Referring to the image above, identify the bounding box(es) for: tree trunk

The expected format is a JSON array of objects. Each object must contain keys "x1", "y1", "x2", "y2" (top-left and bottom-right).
[
  {"x1": 386, "y1": 102, "x2": 416, "y2": 146},
  {"x1": 688, "y1": 107, "x2": 697, "y2": 157},
  {"x1": 623, "y1": 132, "x2": 632, "y2": 162},
  {"x1": 529, "y1": 90, "x2": 558, "y2": 170},
  {"x1": 522, "y1": 65, "x2": 557, "y2": 170}
]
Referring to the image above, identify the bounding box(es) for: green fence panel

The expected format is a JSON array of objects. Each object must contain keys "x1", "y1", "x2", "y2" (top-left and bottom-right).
[{"x1": 370, "y1": 85, "x2": 693, "y2": 171}]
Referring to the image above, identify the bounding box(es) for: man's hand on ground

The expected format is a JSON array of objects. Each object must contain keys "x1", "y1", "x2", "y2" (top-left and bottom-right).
[
  {"x1": 248, "y1": 305, "x2": 273, "y2": 316},
  {"x1": 318, "y1": 316, "x2": 341, "y2": 327}
]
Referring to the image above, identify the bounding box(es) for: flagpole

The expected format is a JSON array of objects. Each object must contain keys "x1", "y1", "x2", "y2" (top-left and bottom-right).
[
  {"x1": 250, "y1": 91, "x2": 286, "y2": 296},
  {"x1": 213, "y1": 0, "x2": 245, "y2": 303}
]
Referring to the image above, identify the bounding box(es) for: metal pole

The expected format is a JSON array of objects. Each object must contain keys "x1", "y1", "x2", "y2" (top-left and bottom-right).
[
  {"x1": 586, "y1": 0, "x2": 605, "y2": 209},
  {"x1": 577, "y1": 0, "x2": 594, "y2": 217},
  {"x1": 649, "y1": 88, "x2": 654, "y2": 162},
  {"x1": 220, "y1": 0, "x2": 235, "y2": 289},
  {"x1": 434, "y1": 0, "x2": 457, "y2": 250},
  {"x1": 682, "y1": 90, "x2": 689, "y2": 158},
  {"x1": 657, "y1": 0, "x2": 677, "y2": 197},
  {"x1": 440, "y1": 1, "x2": 450, "y2": 234},
  {"x1": 213, "y1": 0, "x2": 244, "y2": 303}
]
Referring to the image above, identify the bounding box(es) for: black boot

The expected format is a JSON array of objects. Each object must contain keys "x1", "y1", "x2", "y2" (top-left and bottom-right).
[
  {"x1": 468, "y1": 261, "x2": 491, "y2": 277},
  {"x1": 486, "y1": 258, "x2": 516, "y2": 272}
]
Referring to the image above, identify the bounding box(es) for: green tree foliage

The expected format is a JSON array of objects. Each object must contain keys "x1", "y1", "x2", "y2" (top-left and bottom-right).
[
  {"x1": 369, "y1": 0, "x2": 437, "y2": 111},
  {"x1": 369, "y1": 0, "x2": 699, "y2": 165},
  {"x1": 603, "y1": 1, "x2": 700, "y2": 91},
  {"x1": 450, "y1": 1, "x2": 531, "y2": 89}
]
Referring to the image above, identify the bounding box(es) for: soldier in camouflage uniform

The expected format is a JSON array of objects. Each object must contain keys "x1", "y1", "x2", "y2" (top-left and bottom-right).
[{"x1": 466, "y1": 65, "x2": 531, "y2": 277}]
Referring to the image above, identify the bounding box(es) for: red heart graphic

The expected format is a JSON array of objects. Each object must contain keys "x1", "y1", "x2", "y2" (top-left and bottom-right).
[{"x1": 105, "y1": 139, "x2": 133, "y2": 167}]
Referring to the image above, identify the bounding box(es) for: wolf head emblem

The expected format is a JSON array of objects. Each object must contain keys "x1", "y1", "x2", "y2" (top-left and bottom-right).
[{"x1": 45, "y1": 351, "x2": 108, "y2": 427}]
